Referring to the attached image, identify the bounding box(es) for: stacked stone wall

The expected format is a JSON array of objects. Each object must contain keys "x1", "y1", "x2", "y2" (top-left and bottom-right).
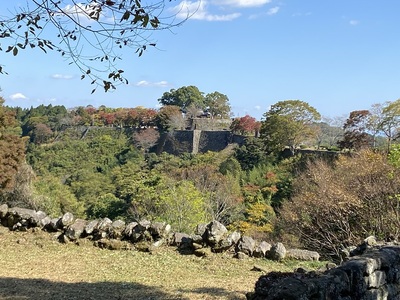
[{"x1": 248, "y1": 244, "x2": 400, "y2": 300}]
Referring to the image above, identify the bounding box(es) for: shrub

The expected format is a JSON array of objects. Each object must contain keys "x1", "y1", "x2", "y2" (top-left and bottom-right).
[{"x1": 280, "y1": 150, "x2": 400, "y2": 260}]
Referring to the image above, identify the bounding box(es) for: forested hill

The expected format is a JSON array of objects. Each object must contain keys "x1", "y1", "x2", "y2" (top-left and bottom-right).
[{"x1": 3, "y1": 100, "x2": 400, "y2": 262}]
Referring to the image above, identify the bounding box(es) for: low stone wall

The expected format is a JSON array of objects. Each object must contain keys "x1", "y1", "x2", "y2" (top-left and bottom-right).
[
  {"x1": 247, "y1": 242, "x2": 400, "y2": 300},
  {"x1": 0, "y1": 204, "x2": 319, "y2": 263}
]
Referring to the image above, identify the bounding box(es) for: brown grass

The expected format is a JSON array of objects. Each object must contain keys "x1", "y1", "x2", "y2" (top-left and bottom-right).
[{"x1": 0, "y1": 228, "x2": 326, "y2": 300}]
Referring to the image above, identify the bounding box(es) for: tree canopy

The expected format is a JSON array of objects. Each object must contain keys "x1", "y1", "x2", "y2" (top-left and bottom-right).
[
  {"x1": 158, "y1": 86, "x2": 231, "y2": 119},
  {"x1": 260, "y1": 100, "x2": 321, "y2": 154},
  {"x1": 0, "y1": 1, "x2": 185, "y2": 92},
  {"x1": 158, "y1": 86, "x2": 205, "y2": 111}
]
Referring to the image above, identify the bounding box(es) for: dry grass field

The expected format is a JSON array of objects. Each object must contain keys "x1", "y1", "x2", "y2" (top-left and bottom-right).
[{"x1": 0, "y1": 228, "x2": 326, "y2": 300}]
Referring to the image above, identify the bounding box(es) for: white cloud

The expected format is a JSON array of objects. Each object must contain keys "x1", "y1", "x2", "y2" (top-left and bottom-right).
[
  {"x1": 254, "y1": 105, "x2": 261, "y2": 110},
  {"x1": 9, "y1": 93, "x2": 28, "y2": 100},
  {"x1": 267, "y1": 6, "x2": 279, "y2": 15},
  {"x1": 51, "y1": 74, "x2": 74, "y2": 80},
  {"x1": 135, "y1": 80, "x2": 169, "y2": 87},
  {"x1": 173, "y1": 0, "x2": 241, "y2": 21},
  {"x1": 214, "y1": 0, "x2": 271, "y2": 8},
  {"x1": 249, "y1": 6, "x2": 279, "y2": 19},
  {"x1": 349, "y1": 20, "x2": 359, "y2": 26},
  {"x1": 62, "y1": 3, "x2": 102, "y2": 22}
]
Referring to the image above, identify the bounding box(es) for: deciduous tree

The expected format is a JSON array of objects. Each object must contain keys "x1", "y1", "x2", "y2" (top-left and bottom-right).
[
  {"x1": 339, "y1": 110, "x2": 373, "y2": 150},
  {"x1": 158, "y1": 86, "x2": 205, "y2": 110},
  {"x1": 260, "y1": 100, "x2": 321, "y2": 155},
  {"x1": 204, "y1": 92, "x2": 231, "y2": 118}
]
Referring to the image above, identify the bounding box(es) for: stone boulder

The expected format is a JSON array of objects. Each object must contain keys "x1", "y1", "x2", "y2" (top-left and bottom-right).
[
  {"x1": 58, "y1": 212, "x2": 75, "y2": 228},
  {"x1": 237, "y1": 236, "x2": 256, "y2": 257},
  {"x1": 94, "y1": 217, "x2": 113, "y2": 239},
  {"x1": 204, "y1": 221, "x2": 228, "y2": 247},
  {"x1": 124, "y1": 222, "x2": 147, "y2": 242},
  {"x1": 268, "y1": 242, "x2": 286, "y2": 261},
  {"x1": 253, "y1": 241, "x2": 272, "y2": 258},
  {"x1": 149, "y1": 221, "x2": 171, "y2": 240},
  {"x1": 109, "y1": 219, "x2": 126, "y2": 239},
  {"x1": 172, "y1": 232, "x2": 192, "y2": 247},
  {"x1": 84, "y1": 219, "x2": 99, "y2": 236},
  {"x1": 65, "y1": 219, "x2": 87, "y2": 241},
  {"x1": 7, "y1": 207, "x2": 42, "y2": 229},
  {"x1": 286, "y1": 249, "x2": 320, "y2": 261}
]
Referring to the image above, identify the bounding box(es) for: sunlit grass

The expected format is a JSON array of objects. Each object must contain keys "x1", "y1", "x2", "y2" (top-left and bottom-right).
[{"x1": 0, "y1": 228, "x2": 327, "y2": 300}]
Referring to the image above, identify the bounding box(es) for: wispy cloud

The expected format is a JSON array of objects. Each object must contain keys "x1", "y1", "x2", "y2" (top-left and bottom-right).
[
  {"x1": 249, "y1": 6, "x2": 280, "y2": 19},
  {"x1": 172, "y1": 0, "x2": 272, "y2": 21},
  {"x1": 51, "y1": 74, "x2": 74, "y2": 80},
  {"x1": 254, "y1": 105, "x2": 261, "y2": 110},
  {"x1": 349, "y1": 20, "x2": 359, "y2": 26},
  {"x1": 214, "y1": 0, "x2": 271, "y2": 8},
  {"x1": 267, "y1": 6, "x2": 279, "y2": 15},
  {"x1": 173, "y1": 0, "x2": 241, "y2": 21},
  {"x1": 9, "y1": 93, "x2": 28, "y2": 100},
  {"x1": 292, "y1": 12, "x2": 312, "y2": 17},
  {"x1": 134, "y1": 80, "x2": 170, "y2": 87}
]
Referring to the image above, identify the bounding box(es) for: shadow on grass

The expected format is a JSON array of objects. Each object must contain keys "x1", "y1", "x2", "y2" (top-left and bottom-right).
[
  {"x1": 179, "y1": 286, "x2": 245, "y2": 300},
  {"x1": 0, "y1": 277, "x2": 189, "y2": 300}
]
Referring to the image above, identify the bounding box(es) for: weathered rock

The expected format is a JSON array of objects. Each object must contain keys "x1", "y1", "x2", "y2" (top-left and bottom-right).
[
  {"x1": 268, "y1": 242, "x2": 286, "y2": 261},
  {"x1": 213, "y1": 237, "x2": 235, "y2": 253},
  {"x1": 110, "y1": 219, "x2": 126, "y2": 239},
  {"x1": 237, "y1": 236, "x2": 256, "y2": 257},
  {"x1": 204, "y1": 221, "x2": 228, "y2": 246},
  {"x1": 172, "y1": 232, "x2": 192, "y2": 247},
  {"x1": 37, "y1": 212, "x2": 51, "y2": 228},
  {"x1": 286, "y1": 249, "x2": 320, "y2": 261},
  {"x1": 195, "y1": 223, "x2": 208, "y2": 237},
  {"x1": 95, "y1": 218, "x2": 112, "y2": 239},
  {"x1": 236, "y1": 251, "x2": 249, "y2": 260},
  {"x1": 191, "y1": 234, "x2": 204, "y2": 245},
  {"x1": 97, "y1": 217, "x2": 112, "y2": 231},
  {"x1": 192, "y1": 242, "x2": 203, "y2": 250},
  {"x1": 152, "y1": 239, "x2": 164, "y2": 248},
  {"x1": 123, "y1": 221, "x2": 148, "y2": 242},
  {"x1": 0, "y1": 203, "x2": 8, "y2": 219},
  {"x1": 123, "y1": 222, "x2": 138, "y2": 237},
  {"x1": 84, "y1": 219, "x2": 99, "y2": 236},
  {"x1": 148, "y1": 222, "x2": 165, "y2": 239},
  {"x1": 58, "y1": 212, "x2": 75, "y2": 228},
  {"x1": 7, "y1": 207, "x2": 40, "y2": 228},
  {"x1": 253, "y1": 241, "x2": 272, "y2": 258},
  {"x1": 65, "y1": 219, "x2": 87, "y2": 240},
  {"x1": 227, "y1": 231, "x2": 241, "y2": 245},
  {"x1": 139, "y1": 219, "x2": 151, "y2": 230}
]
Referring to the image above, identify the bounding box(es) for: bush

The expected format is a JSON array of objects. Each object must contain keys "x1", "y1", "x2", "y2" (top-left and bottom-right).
[{"x1": 280, "y1": 150, "x2": 400, "y2": 260}]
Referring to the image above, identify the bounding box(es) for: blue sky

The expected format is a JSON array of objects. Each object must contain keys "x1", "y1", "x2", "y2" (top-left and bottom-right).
[{"x1": 1, "y1": 1, "x2": 400, "y2": 120}]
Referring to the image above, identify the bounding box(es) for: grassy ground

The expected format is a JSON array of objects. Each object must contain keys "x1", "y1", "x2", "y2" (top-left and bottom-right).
[{"x1": 0, "y1": 227, "x2": 326, "y2": 300}]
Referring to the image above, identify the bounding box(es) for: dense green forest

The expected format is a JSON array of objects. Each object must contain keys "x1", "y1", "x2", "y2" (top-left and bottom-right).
[{"x1": 2, "y1": 92, "x2": 400, "y2": 260}]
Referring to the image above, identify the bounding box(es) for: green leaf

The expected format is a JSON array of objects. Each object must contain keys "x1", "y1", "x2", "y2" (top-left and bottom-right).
[{"x1": 13, "y1": 47, "x2": 18, "y2": 56}]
